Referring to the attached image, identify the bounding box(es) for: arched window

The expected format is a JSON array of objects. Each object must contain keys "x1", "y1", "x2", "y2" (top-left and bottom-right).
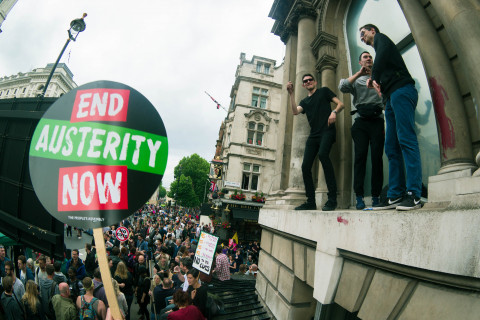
[
  {"x1": 346, "y1": 0, "x2": 439, "y2": 191},
  {"x1": 247, "y1": 122, "x2": 265, "y2": 146}
]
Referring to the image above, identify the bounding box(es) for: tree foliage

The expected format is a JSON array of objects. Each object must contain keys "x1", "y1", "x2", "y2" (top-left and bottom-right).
[
  {"x1": 158, "y1": 185, "x2": 167, "y2": 198},
  {"x1": 168, "y1": 175, "x2": 199, "y2": 207},
  {"x1": 170, "y1": 153, "x2": 210, "y2": 204}
]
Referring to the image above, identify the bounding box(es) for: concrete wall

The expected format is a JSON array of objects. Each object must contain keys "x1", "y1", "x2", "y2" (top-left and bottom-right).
[
  {"x1": 258, "y1": 207, "x2": 480, "y2": 319},
  {"x1": 256, "y1": 229, "x2": 317, "y2": 320}
]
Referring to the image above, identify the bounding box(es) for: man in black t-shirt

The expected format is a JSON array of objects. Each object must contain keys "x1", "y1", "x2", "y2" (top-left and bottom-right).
[{"x1": 287, "y1": 74, "x2": 344, "y2": 211}]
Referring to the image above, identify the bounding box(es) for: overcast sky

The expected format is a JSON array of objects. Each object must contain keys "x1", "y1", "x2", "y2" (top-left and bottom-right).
[{"x1": 0, "y1": 0, "x2": 285, "y2": 188}]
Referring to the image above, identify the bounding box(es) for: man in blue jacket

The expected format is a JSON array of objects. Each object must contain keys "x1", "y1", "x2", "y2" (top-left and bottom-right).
[
  {"x1": 65, "y1": 249, "x2": 86, "y2": 280},
  {"x1": 17, "y1": 255, "x2": 34, "y2": 286},
  {"x1": 359, "y1": 24, "x2": 422, "y2": 211}
]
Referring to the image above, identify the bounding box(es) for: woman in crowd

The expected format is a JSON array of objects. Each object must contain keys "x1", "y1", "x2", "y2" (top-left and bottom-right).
[
  {"x1": 229, "y1": 254, "x2": 236, "y2": 274},
  {"x1": 112, "y1": 279, "x2": 128, "y2": 320},
  {"x1": 186, "y1": 268, "x2": 208, "y2": 318},
  {"x1": 167, "y1": 289, "x2": 205, "y2": 320},
  {"x1": 76, "y1": 277, "x2": 106, "y2": 320},
  {"x1": 21, "y1": 280, "x2": 46, "y2": 320},
  {"x1": 114, "y1": 261, "x2": 134, "y2": 320}
]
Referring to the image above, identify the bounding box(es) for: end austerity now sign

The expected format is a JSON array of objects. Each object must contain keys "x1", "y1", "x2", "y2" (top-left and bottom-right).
[{"x1": 29, "y1": 81, "x2": 168, "y2": 228}]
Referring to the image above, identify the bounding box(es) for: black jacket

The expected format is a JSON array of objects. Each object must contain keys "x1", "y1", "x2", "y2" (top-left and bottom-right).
[{"x1": 371, "y1": 32, "x2": 415, "y2": 98}]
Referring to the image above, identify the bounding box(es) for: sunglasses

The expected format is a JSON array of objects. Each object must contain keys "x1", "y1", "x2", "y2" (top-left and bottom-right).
[{"x1": 303, "y1": 78, "x2": 314, "y2": 84}]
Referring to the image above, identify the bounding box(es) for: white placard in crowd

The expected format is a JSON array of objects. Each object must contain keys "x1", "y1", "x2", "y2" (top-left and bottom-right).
[{"x1": 193, "y1": 231, "x2": 219, "y2": 274}]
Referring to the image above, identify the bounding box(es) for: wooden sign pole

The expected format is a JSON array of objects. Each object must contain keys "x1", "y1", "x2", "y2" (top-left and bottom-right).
[{"x1": 93, "y1": 228, "x2": 123, "y2": 320}]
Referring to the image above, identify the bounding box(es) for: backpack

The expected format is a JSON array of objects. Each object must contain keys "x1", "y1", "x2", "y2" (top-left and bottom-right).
[{"x1": 79, "y1": 295, "x2": 98, "y2": 319}]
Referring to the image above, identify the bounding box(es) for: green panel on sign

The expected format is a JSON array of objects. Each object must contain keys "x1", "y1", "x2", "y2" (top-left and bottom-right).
[{"x1": 30, "y1": 118, "x2": 168, "y2": 175}]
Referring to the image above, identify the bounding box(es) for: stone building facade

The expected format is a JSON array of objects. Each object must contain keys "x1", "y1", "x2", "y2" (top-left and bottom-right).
[
  {"x1": 219, "y1": 53, "x2": 284, "y2": 199},
  {"x1": 257, "y1": 1, "x2": 480, "y2": 319},
  {"x1": 0, "y1": 63, "x2": 77, "y2": 99},
  {"x1": 0, "y1": 0, "x2": 18, "y2": 33}
]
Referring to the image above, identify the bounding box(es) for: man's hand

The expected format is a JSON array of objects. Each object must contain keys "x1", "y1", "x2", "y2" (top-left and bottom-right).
[
  {"x1": 372, "y1": 80, "x2": 382, "y2": 97},
  {"x1": 358, "y1": 66, "x2": 371, "y2": 76},
  {"x1": 286, "y1": 81, "x2": 294, "y2": 95},
  {"x1": 328, "y1": 112, "x2": 337, "y2": 126},
  {"x1": 366, "y1": 78, "x2": 373, "y2": 88},
  {"x1": 366, "y1": 78, "x2": 382, "y2": 97}
]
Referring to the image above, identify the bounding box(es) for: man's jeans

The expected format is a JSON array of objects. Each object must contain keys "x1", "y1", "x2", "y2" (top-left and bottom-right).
[
  {"x1": 384, "y1": 84, "x2": 422, "y2": 198},
  {"x1": 351, "y1": 117, "x2": 384, "y2": 197},
  {"x1": 301, "y1": 131, "x2": 337, "y2": 203}
]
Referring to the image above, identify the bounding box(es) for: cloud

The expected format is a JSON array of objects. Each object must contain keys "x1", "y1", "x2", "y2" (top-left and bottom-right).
[{"x1": 0, "y1": 0, "x2": 285, "y2": 190}]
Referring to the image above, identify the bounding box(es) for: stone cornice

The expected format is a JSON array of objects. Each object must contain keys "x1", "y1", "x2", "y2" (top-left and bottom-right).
[
  {"x1": 244, "y1": 109, "x2": 280, "y2": 125},
  {"x1": 315, "y1": 55, "x2": 339, "y2": 72},
  {"x1": 224, "y1": 151, "x2": 276, "y2": 163},
  {"x1": 235, "y1": 76, "x2": 283, "y2": 89},
  {"x1": 286, "y1": 0, "x2": 317, "y2": 26},
  {"x1": 236, "y1": 104, "x2": 281, "y2": 115},
  {"x1": 312, "y1": 31, "x2": 339, "y2": 71}
]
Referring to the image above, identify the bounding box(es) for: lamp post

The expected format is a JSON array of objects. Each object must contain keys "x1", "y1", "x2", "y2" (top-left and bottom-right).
[
  {"x1": 41, "y1": 13, "x2": 87, "y2": 97},
  {"x1": 203, "y1": 176, "x2": 211, "y2": 203}
]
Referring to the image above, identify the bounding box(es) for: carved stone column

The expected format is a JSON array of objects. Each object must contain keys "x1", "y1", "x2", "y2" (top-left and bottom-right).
[
  {"x1": 269, "y1": 29, "x2": 298, "y2": 200},
  {"x1": 428, "y1": 0, "x2": 480, "y2": 169},
  {"x1": 398, "y1": 0, "x2": 475, "y2": 175},
  {"x1": 311, "y1": 32, "x2": 351, "y2": 208},
  {"x1": 284, "y1": 2, "x2": 318, "y2": 206}
]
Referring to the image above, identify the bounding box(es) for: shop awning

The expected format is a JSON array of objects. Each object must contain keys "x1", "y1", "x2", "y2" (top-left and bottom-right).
[
  {"x1": 232, "y1": 208, "x2": 259, "y2": 221},
  {"x1": 0, "y1": 233, "x2": 18, "y2": 246}
]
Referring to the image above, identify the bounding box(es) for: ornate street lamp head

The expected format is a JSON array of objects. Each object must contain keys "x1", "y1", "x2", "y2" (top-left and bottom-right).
[{"x1": 68, "y1": 13, "x2": 87, "y2": 41}]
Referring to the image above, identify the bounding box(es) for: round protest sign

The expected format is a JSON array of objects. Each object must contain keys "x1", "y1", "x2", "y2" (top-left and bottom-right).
[
  {"x1": 29, "y1": 80, "x2": 168, "y2": 229},
  {"x1": 115, "y1": 226, "x2": 129, "y2": 242}
]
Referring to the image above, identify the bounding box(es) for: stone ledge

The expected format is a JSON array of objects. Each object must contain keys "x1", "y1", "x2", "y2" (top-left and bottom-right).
[{"x1": 259, "y1": 207, "x2": 480, "y2": 278}]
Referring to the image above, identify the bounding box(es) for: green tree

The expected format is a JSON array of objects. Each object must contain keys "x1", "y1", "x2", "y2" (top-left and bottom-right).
[
  {"x1": 172, "y1": 154, "x2": 210, "y2": 204},
  {"x1": 158, "y1": 185, "x2": 167, "y2": 198},
  {"x1": 168, "y1": 175, "x2": 199, "y2": 207}
]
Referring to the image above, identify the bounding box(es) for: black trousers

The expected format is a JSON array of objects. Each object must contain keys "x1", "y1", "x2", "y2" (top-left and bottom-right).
[
  {"x1": 351, "y1": 117, "x2": 385, "y2": 197},
  {"x1": 302, "y1": 132, "x2": 337, "y2": 203}
]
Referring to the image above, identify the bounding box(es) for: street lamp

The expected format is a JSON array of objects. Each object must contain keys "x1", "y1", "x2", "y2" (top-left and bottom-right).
[{"x1": 41, "y1": 13, "x2": 87, "y2": 97}]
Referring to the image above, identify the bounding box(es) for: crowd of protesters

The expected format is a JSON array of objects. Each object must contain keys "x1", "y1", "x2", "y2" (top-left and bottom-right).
[{"x1": 0, "y1": 203, "x2": 261, "y2": 320}]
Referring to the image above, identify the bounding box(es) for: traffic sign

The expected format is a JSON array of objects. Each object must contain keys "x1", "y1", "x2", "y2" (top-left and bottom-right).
[{"x1": 115, "y1": 226, "x2": 129, "y2": 242}]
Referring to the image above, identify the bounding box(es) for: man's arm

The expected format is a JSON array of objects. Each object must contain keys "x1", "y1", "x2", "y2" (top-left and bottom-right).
[
  {"x1": 328, "y1": 97, "x2": 345, "y2": 126},
  {"x1": 286, "y1": 81, "x2": 304, "y2": 115}
]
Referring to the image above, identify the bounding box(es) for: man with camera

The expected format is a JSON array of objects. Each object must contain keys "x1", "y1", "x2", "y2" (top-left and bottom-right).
[{"x1": 339, "y1": 51, "x2": 385, "y2": 209}]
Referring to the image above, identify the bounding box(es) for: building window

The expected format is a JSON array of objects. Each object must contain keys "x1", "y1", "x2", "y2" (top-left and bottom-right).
[
  {"x1": 251, "y1": 87, "x2": 268, "y2": 109},
  {"x1": 264, "y1": 64, "x2": 270, "y2": 74},
  {"x1": 247, "y1": 122, "x2": 265, "y2": 146},
  {"x1": 256, "y1": 63, "x2": 262, "y2": 72},
  {"x1": 230, "y1": 94, "x2": 236, "y2": 111},
  {"x1": 22, "y1": 88, "x2": 26, "y2": 93},
  {"x1": 242, "y1": 163, "x2": 260, "y2": 191}
]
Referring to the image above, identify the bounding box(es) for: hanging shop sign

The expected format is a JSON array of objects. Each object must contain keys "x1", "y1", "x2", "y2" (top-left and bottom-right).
[{"x1": 29, "y1": 80, "x2": 168, "y2": 229}]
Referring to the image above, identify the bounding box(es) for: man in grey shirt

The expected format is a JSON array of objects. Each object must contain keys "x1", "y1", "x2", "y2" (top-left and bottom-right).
[{"x1": 339, "y1": 51, "x2": 384, "y2": 209}]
